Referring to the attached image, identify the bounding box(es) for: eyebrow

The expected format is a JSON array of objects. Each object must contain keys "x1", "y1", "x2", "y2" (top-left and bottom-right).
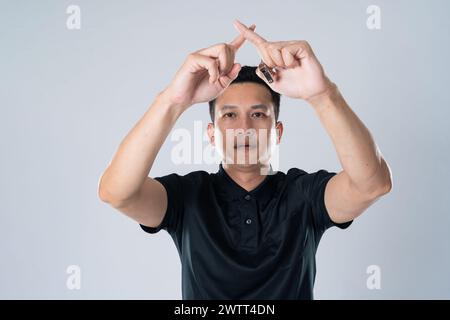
[{"x1": 219, "y1": 104, "x2": 269, "y2": 112}]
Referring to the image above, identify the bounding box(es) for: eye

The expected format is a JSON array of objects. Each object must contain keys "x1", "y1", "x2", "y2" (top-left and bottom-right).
[
  {"x1": 224, "y1": 112, "x2": 236, "y2": 118},
  {"x1": 252, "y1": 112, "x2": 266, "y2": 118}
]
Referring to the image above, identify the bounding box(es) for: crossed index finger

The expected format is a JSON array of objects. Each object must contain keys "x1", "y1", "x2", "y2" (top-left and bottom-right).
[
  {"x1": 233, "y1": 19, "x2": 267, "y2": 47},
  {"x1": 229, "y1": 23, "x2": 256, "y2": 51}
]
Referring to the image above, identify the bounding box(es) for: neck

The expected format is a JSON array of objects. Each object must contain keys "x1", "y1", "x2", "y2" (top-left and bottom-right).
[{"x1": 222, "y1": 162, "x2": 271, "y2": 192}]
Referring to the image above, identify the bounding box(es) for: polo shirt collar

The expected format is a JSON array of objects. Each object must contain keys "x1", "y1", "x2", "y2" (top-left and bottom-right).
[{"x1": 215, "y1": 162, "x2": 279, "y2": 204}]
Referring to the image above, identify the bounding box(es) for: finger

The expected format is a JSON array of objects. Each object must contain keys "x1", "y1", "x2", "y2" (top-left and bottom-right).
[
  {"x1": 268, "y1": 46, "x2": 285, "y2": 67},
  {"x1": 229, "y1": 24, "x2": 256, "y2": 52},
  {"x1": 232, "y1": 20, "x2": 277, "y2": 68},
  {"x1": 219, "y1": 63, "x2": 242, "y2": 88},
  {"x1": 217, "y1": 45, "x2": 232, "y2": 76},
  {"x1": 196, "y1": 44, "x2": 231, "y2": 76},
  {"x1": 233, "y1": 19, "x2": 267, "y2": 47},
  {"x1": 198, "y1": 24, "x2": 256, "y2": 59},
  {"x1": 190, "y1": 53, "x2": 220, "y2": 83},
  {"x1": 285, "y1": 42, "x2": 310, "y2": 61},
  {"x1": 196, "y1": 43, "x2": 223, "y2": 57},
  {"x1": 260, "y1": 51, "x2": 277, "y2": 69},
  {"x1": 281, "y1": 46, "x2": 299, "y2": 67}
]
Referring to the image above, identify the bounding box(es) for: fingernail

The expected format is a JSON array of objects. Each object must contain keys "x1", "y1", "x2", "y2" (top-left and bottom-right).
[{"x1": 234, "y1": 19, "x2": 244, "y2": 28}]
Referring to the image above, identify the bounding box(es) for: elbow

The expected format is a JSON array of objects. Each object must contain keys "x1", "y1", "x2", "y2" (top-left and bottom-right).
[
  {"x1": 360, "y1": 180, "x2": 391, "y2": 203},
  {"x1": 373, "y1": 164, "x2": 393, "y2": 198},
  {"x1": 378, "y1": 179, "x2": 392, "y2": 196},
  {"x1": 98, "y1": 185, "x2": 112, "y2": 204},
  {"x1": 380, "y1": 160, "x2": 394, "y2": 195},
  {"x1": 97, "y1": 174, "x2": 124, "y2": 208},
  {"x1": 98, "y1": 174, "x2": 113, "y2": 204},
  {"x1": 98, "y1": 186, "x2": 129, "y2": 209},
  {"x1": 362, "y1": 164, "x2": 393, "y2": 200}
]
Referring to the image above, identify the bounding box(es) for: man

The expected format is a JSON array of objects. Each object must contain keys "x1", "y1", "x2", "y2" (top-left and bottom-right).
[{"x1": 98, "y1": 20, "x2": 393, "y2": 299}]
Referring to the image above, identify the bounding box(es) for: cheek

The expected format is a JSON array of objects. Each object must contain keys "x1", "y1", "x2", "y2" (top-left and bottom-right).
[
  {"x1": 213, "y1": 128, "x2": 229, "y2": 150},
  {"x1": 256, "y1": 128, "x2": 277, "y2": 148},
  {"x1": 255, "y1": 117, "x2": 275, "y2": 129},
  {"x1": 215, "y1": 126, "x2": 235, "y2": 142}
]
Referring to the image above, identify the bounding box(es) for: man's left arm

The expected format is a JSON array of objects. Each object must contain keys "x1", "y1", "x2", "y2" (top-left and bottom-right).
[
  {"x1": 233, "y1": 19, "x2": 393, "y2": 224},
  {"x1": 306, "y1": 84, "x2": 393, "y2": 224}
]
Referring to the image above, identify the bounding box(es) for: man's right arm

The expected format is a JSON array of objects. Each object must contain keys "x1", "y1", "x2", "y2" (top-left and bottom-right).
[
  {"x1": 98, "y1": 91, "x2": 185, "y2": 228},
  {"x1": 97, "y1": 23, "x2": 254, "y2": 229}
]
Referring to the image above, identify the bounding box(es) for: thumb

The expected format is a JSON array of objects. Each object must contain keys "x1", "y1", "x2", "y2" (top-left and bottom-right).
[{"x1": 219, "y1": 63, "x2": 241, "y2": 86}]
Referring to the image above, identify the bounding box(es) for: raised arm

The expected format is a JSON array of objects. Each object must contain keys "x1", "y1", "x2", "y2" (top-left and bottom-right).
[
  {"x1": 98, "y1": 25, "x2": 254, "y2": 227},
  {"x1": 308, "y1": 84, "x2": 393, "y2": 224},
  {"x1": 233, "y1": 20, "x2": 393, "y2": 224}
]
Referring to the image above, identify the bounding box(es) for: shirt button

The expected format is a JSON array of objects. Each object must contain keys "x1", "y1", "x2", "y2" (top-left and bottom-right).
[
  {"x1": 244, "y1": 194, "x2": 251, "y2": 200},
  {"x1": 245, "y1": 218, "x2": 252, "y2": 225}
]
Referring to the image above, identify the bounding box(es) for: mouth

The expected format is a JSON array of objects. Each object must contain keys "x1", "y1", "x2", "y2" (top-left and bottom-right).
[{"x1": 234, "y1": 143, "x2": 255, "y2": 149}]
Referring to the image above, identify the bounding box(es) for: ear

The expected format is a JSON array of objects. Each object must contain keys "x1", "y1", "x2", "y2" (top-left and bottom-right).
[
  {"x1": 275, "y1": 121, "x2": 283, "y2": 144},
  {"x1": 207, "y1": 122, "x2": 215, "y2": 146}
]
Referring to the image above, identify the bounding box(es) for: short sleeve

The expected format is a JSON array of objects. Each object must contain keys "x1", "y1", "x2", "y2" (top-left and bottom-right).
[
  {"x1": 297, "y1": 169, "x2": 353, "y2": 235},
  {"x1": 139, "y1": 173, "x2": 184, "y2": 235}
]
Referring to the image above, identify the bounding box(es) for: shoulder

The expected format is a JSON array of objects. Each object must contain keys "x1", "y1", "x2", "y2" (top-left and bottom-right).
[
  {"x1": 283, "y1": 168, "x2": 309, "y2": 185},
  {"x1": 286, "y1": 167, "x2": 309, "y2": 178},
  {"x1": 283, "y1": 167, "x2": 336, "y2": 191},
  {"x1": 286, "y1": 167, "x2": 335, "y2": 179},
  {"x1": 154, "y1": 169, "x2": 212, "y2": 187}
]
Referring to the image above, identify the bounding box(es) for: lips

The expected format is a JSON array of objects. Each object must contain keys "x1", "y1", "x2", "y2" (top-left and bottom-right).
[
  {"x1": 233, "y1": 136, "x2": 256, "y2": 149},
  {"x1": 234, "y1": 143, "x2": 257, "y2": 149}
]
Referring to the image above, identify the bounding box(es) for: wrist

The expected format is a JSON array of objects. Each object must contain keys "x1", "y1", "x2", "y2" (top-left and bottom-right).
[
  {"x1": 306, "y1": 82, "x2": 341, "y2": 111},
  {"x1": 157, "y1": 89, "x2": 191, "y2": 115},
  {"x1": 149, "y1": 91, "x2": 186, "y2": 123}
]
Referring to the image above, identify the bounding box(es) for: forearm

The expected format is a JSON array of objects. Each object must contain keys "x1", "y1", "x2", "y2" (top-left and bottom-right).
[
  {"x1": 307, "y1": 84, "x2": 392, "y2": 195},
  {"x1": 99, "y1": 91, "x2": 185, "y2": 205}
]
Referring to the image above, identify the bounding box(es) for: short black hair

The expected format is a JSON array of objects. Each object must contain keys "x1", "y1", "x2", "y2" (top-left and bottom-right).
[{"x1": 208, "y1": 65, "x2": 280, "y2": 123}]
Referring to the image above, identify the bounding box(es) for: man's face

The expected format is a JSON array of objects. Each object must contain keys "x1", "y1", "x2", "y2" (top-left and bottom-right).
[{"x1": 207, "y1": 82, "x2": 283, "y2": 168}]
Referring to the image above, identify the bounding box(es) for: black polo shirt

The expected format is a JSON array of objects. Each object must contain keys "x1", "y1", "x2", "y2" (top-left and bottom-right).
[{"x1": 140, "y1": 163, "x2": 352, "y2": 299}]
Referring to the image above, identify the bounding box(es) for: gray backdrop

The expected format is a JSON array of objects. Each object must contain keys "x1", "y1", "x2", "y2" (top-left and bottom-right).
[{"x1": 1, "y1": 0, "x2": 449, "y2": 299}]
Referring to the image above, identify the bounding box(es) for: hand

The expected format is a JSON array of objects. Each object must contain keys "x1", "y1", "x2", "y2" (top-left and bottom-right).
[
  {"x1": 233, "y1": 20, "x2": 334, "y2": 101},
  {"x1": 162, "y1": 24, "x2": 256, "y2": 110}
]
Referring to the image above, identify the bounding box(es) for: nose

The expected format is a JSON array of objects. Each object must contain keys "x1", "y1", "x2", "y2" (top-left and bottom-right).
[
  {"x1": 237, "y1": 116, "x2": 252, "y2": 132},
  {"x1": 234, "y1": 126, "x2": 257, "y2": 147}
]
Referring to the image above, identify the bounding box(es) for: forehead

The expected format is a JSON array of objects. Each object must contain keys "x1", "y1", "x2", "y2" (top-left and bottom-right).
[{"x1": 215, "y1": 82, "x2": 273, "y2": 107}]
